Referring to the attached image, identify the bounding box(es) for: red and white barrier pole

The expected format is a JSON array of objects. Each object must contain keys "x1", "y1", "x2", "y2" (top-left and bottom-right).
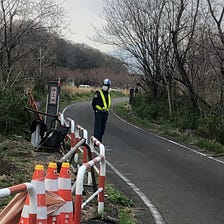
[
  {"x1": 58, "y1": 112, "x2": 65, "y2": 126},
  {"x1": 0, "y1": 183, "x2": 36, "y2": 224},
  {"x1": 74, "y1": 164, "x2": 86, "y2": 224},
  {"x1": 90, "y1": 136, "x2": 106, "y2": 215},
  {"x1": 67, "y1": 118, "x2": 75, "y2": 150},
  {"x1": 74, "y1": 139, "x2": 106, "y2": 224},
  {"x1": 0, "y1": 183, "x2": 33, "y2": 198},
  {"x1": 98, "y1": 143, "x2": 106, "y2": 214},
  {"x1": 76, "y1": 125, "x2": 88, "y2": 162}
]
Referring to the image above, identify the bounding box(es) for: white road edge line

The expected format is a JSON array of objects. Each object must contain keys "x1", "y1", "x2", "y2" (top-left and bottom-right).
[
  {"x1": 63, "y1": 104, "x2": 165, "y2": 224},
  {"x1": 106, "y1": 159, "x2": 166, "y2": 224},
  {"x1": 110, "y1": 105, "x2": 166, "y2": 223},
  {"x1": 111, "y1": 103, "x2": 224, "y2": 223},
  {"x1": 111, "y1": 104, "x2": 224, "y2": 165}
]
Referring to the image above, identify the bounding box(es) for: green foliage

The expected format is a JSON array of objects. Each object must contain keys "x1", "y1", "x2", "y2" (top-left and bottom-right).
[
  {"x1": 60, "y1": 90, "x2": 94, "y2": 103},
  {"x1": 195, "y1": 114, "x2": 224, "y2": 145},
  {"x1": 132, "y1": 95, "x2": 170, "y2": 122},
  {"x1": 132, "y1": 94, "x2": 201, "y2": 130},
  {"x1": 115, "y1": 94, "x2": 224, "y2": 154},
  {"x1": 119, "y1": 209, "x2": 136, "y2": 224},
  {"x1": 195, "y1": 139, "x2": 224, "y2": 155},
  {"x1": 0, "y1": 88, "x2": 29, "y2": 135},
  {"x1": 33, "y1": 79, "x2": 46, "y2": 94},
  {"x1": 106, "y1": 185, "x2": 134, "y2": 207},
  {"x1": 110, "y1": 90, "x2": 126, "y2": 98}
]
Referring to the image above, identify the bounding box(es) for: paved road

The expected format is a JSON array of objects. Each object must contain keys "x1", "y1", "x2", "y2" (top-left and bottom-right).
[{"x1": 63, "y1": 98, "x2": 224, "y2": 224}]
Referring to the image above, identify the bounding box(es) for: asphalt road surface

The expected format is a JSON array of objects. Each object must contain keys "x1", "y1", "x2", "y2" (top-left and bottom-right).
[{"x1": 63, "y1": 98, "x2": 224, "y2": 224}]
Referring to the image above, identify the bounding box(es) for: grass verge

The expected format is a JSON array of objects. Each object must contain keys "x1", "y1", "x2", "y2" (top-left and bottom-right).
[{"x1": 113, "y1": 101, "x2": 224, "y2": 157}]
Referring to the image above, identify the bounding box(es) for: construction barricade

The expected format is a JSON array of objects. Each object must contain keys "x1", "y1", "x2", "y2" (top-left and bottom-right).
[
  {"x1": 74, "y1": 136, "x2": 106, "y2": 224},
  {"x1": 0, "y1": 116, "x2": 107, "y2": 224},
  {"x1": 0, "y1": 164, "x2": 65, "y2": 224}
]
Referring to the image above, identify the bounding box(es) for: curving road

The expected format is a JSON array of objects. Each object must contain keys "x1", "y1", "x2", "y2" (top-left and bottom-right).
[{"x1": 63, "y1": 98, "x2": 224, "y2": 224}]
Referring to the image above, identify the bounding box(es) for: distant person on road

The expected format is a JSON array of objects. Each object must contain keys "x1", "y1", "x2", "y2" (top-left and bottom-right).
[{"x1": 92, "y1": 79, "x2": 111, "y2": 143}]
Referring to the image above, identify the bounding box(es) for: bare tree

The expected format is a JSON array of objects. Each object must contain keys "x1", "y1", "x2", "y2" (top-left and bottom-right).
[
  {"x1": 95, "y1": 0, "x2": 170, "y2": 96},
  {"x1": 94, "y1": 0, "x2": 224, "y2": 115},
  {"x1": 206, "y1": 0, "x2": 224, "y2": 111},
  {"x1": 0, "y1": 0, "x2": 66, "y2": 89}
]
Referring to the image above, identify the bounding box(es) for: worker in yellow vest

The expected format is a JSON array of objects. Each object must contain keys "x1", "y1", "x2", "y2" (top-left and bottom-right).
[{"x1": 92, "y1": 79, "x2": 111, "y2": 143}]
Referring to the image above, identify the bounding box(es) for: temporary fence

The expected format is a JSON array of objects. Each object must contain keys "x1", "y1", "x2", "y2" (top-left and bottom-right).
[
  {"x1": 74, "y1": 136, "x2": 106, "y2": 224},
  {"x1": 0, "y1": 115, "x2": 107, "y2": 224}
]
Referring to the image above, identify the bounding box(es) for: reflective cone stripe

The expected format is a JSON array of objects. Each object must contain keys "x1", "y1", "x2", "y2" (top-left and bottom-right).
[
  {"x1": 32, "y1": 165, "x2": 47, "y2": 224},
  {"x1": 19, "y1": 195, "x2": 30, "y2": 224},
  {"x1": 58, "y1": 162, "x2": 73, "y2": 223},
  {"x1": 45, "y1": 162, "x2": 60, "y2": 224},
  {"x1": 45, "y1": 163, "x2": 58, "y2": 194}
]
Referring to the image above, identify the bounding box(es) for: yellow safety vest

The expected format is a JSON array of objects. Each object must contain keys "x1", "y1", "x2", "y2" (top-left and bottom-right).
[{"x1": 95, "y1": 89, "x2": 111, "y2": 111}]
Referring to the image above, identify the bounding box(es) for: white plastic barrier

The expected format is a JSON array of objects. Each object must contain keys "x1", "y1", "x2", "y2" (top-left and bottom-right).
[{"x1": 74, "y1": 137, "x2": 106, "y2": 224}]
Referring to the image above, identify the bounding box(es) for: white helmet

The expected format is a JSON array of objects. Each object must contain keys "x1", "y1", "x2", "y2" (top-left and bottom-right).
[{"x1": 103, "y1": 79, "x2": 111, "y2": 86}]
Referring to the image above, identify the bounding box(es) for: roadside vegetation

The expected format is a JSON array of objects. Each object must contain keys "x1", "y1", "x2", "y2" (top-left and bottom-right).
[
  {"x1": 114, "y1": 94, "x2": 224, "y2": 157},
  {"x1": 0, "y1": 86, "x2": 135, "y2": 224}
]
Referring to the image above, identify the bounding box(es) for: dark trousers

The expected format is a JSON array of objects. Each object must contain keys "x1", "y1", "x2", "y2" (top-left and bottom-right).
[{"x1": 93, "y1": 110, "x2": 108, "y2": 142}]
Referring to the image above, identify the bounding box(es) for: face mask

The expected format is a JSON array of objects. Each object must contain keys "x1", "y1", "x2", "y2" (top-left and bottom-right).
[{"x1": 102, "y1": 85, "x2": 109, "y2": 91}]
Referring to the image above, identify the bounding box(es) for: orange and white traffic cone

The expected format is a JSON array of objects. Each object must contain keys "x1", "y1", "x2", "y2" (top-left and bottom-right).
[
  {"x1": 45, "y1": 162, "x2": 60, "y2": 224},
  {"x1": 19, "y1": 194, "x2": 31, "y2": 224},
  {"x1": 32, "y1": 164, "x2": 47, "y2": 224},
  {"x1": 58, "y1": 162, "x2": 73, "y2": 223},
  {"x1": 19, "y1": 165, "x2": 46, "y2": 224}
]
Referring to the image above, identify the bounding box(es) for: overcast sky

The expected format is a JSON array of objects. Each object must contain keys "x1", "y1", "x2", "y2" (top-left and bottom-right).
[{"x1": 56, "y1": 0, "x2": 115, "y2": 53}]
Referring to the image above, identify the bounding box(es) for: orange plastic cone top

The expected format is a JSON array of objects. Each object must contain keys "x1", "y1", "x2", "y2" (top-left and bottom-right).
[
  {"x1": 45, "y1": 162, "x2": 60, "y2": 224},
  {"x1": 58, "y1": 162, "x2": 73, "y2": 223},
  {"x1": 32, "y1": 165, "x2": 47, "y2": 224}
]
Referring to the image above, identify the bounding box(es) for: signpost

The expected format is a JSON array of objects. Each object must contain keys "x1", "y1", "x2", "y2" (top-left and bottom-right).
[{"x1": 45, "y1": 79, "x2": 60, "y2": 129}]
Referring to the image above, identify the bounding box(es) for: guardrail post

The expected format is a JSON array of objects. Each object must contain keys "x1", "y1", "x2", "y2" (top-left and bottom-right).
[
  {"x1": 67, "y1": 118, "x2": 75, "y2": 150},
  {"x1": 98, "y1": 143, "x2": 106, "y2": 215},
  {"x1": 74, "y1": 165, "x2": 86, "y2": 224}
]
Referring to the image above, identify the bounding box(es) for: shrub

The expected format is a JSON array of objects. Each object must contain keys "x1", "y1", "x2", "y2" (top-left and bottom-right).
[
  {"x1": 132, "y1": 95, "x2": 171, "y2": 123},
  {"x1": 131, "y1": 94, "x2": 224, "y2": 146},
  {"x1": 0, "y1": 88, "x2": 29, "y2": 135}
]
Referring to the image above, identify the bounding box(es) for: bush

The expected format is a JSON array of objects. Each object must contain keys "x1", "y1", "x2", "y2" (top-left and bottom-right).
[
  {"x1": 132, "y1": 95, "x2": 170, "y2": 122},
  {"x1": 0, "y1": 88, "x2": 29, "y2": 135},
  {"x1": 171, "y1": 112, "x2": 199, "y2": 130},
  {"x1": 195, "y1": 114, "x2": 224, "y2": 144},
  {"x1": 131, "y1": 94, "x2": 224, "y2": 146}
]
